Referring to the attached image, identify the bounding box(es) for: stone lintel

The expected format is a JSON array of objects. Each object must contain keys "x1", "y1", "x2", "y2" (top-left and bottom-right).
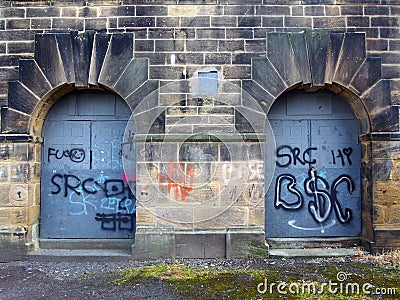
[
  {"x1": 360, "y1": 132, "x2": 400, "y2": 142},
  {"x1": 134, "y1": 133, "x2": 267, "y2": 142},
  {"x1": 0, "y1": 134, "x2": 33, "y2": 142}
]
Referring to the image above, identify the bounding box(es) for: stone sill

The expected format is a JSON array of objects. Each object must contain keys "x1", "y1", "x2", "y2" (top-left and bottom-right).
[
  {"x1": 0, "y1": 134, "x2": 33, "y2": 142},
  {"x1": 134, "y1": 133, "x2": 266, "y2": 142},
  {"x1": 360, "y1": 132, "x2": 400, "y2": 141},
  {"x1": 0, "y1": 226, "x2": 27, "y2": 236}
]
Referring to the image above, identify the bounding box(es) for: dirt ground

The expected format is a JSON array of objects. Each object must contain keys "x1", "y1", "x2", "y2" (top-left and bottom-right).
[{"x1": 0, "y1": 257, "x2": 398, "y2": 300}]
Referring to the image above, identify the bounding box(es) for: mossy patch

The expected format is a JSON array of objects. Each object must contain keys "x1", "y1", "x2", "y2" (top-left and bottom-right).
[{"x1": 113, "y1": 260, "x2": 399, "y2": 300}]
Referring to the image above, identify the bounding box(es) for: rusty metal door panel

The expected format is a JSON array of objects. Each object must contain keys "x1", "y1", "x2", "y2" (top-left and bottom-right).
[
  {"x1": 266, "y1": 92, "x2": 361, "y2": 238},
  {"x1": 40, "y1": 92, "x2": 135, "y2": 239}
]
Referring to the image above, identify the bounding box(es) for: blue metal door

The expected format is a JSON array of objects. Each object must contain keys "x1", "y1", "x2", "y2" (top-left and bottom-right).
[
  {"x1": 40, "y1": 91, "x2": 135, "y2": 239},
  {"x1": 266, "y1": 92, "x2": 361, "y2": 237}
]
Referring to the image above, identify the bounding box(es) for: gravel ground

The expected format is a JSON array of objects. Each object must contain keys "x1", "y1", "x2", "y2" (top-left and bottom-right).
[
  {"x1": 0, "y1": 258, "x2": 278, "y2": 299},
  {"x1": 0, "y1": 257, "x2": 396, "y2": 300}
]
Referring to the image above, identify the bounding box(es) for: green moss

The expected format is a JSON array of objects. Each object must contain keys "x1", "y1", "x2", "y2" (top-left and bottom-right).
[{"x1": 113, "y1": 261, "x2": 399, "y2": 300}]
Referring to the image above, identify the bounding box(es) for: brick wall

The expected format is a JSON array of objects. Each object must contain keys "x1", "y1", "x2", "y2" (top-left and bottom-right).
[
  {"x1": 0, "y1": 0, "x2": 399, "y2": 258},
  {"x1": 0, "y1": 1, "x2": 398, "y2": 101}
]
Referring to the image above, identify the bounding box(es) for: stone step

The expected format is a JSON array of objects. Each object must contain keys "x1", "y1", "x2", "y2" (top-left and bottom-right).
[
  {"x1": 28, "y1": 249, "x2": 132, "y2": 262},
  {"x1": 269, "y1": 247, "x2": 360, "y2": 258},
  {"x1": 267, "y1": 237, "x2": 361, "y2": 249},
  {"x1": 39, "y1": 239, "x2": 134, "y2": 250}
]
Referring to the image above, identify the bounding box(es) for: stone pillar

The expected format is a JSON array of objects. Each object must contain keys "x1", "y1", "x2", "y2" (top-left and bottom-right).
[
  {"x1": 130, "y1": 80, "x2": 269, "y2": 258},
  {"x1": 368, "y1": 134, "x2": 400, "y2": 252},
  {"x1": 0, "y1": 138, "x2": 39, "y2": 261}
]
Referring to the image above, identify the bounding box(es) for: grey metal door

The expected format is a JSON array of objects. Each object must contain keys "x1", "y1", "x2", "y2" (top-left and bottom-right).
[
  {"x1": 266, "y1": 92, "x2": 361, "y2": 237},
  {"x1": 40, "y1": 91, "x2": 135, "y2": 239}
]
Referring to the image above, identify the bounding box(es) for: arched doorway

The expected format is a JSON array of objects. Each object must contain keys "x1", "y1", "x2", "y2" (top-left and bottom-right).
[
  {"x1": 40, "y1": 90, "x2": 136, "y2": 239},
  {"x1": 266, "y1": 90, "x2": 361, "y2": 237}
]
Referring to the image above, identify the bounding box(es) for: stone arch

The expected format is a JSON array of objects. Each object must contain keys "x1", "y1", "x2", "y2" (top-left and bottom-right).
[
  {"x1": 5, "y1": 31, "x2": 158, "y2": 138},
  {"x1": 3, "y1": 31, "x2": 159, "y2": 246},
  {"x1": 243, "y1": 30, "x2": 393, "y2": 249},
  {"x1": 243, "y1": 30, "x2": 397, "y2": 135}
]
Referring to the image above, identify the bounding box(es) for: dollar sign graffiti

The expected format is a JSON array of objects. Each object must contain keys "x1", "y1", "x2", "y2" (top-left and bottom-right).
[{"x1": 304, "y1": 168, "x2": 332, "y2": 223}]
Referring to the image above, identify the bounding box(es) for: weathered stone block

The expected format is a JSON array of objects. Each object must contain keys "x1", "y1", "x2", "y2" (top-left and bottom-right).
[
  {"x1": 388, "y1": 205, "x2": 400, "y2": 224},
  {"x1": 119, "y1": 16, "x2": 155, "y2": 28},
  {"x1": 0, "y1": 231, "x2": 28, "y2": 262},
  {"x1": 0, "y1": 207, "x2": 25, "y2": 226},
  {"x1": 0, "y1": 184, "x2": 10, "y2": 206},
  {"x1": 373, "y1": 204, "x2": 387, "y2": 224},
  {"x1": 126, "y1": 79, "x2": 158, "y2": 111},
  {"x1": 88, "y1": 33, "x2": 110, "y2": 85},
  {"x1": 114, "y1": 58, "x2": 148, "y2": 98},
  {"x1": 249, "y1": 207, "x2": 265, "y2": 227},
  {"x1": 136, "y1": 6, "x2": 166, "y2": 16},
  {"x1": 334, "y1": 32, "x2": 366, "y2": 86},
  {"x1": 150, "y1": 65, "x2": 185, "y2": 80},
  {"x1": 26, "y1": 7, "x2": 60, "y2": 18},
  {"x1": 71, "y1": 31, "x2": 94, "y2": 87},
  {"x1": 26, "y1": 205, "x2": 39, "y2": 226},
  {"x1": 238, "y1": 16, "x2": 261, "y2": 27},
  {"x1": 0, "y1": 143, "x2": 29, "y2": 161},
  {"x1": 31, "y1": 19, "x2": 51, "y2": 29},
  {"x1": 252, "y1": 57, "x2": 287, "y2": 97},
  {"x1": 7, "y1": 41, "x2": 34, "y2": 54},
  {"x1": 132, "y1": 226, "x2": 175, "y2": 259},
  {"x1": 373, "y1": 228, "x2": 400, "y2": 251},
  {"x1": 10, "y1": 163, "x2": 30, "y2": 183},
  {"x1": 169, "y1": 5, "x2": 197, "y2": 16},
  {"x1": 314, "y1": 17, "x2": 346, "y2": 29},
  {"x1": 211, "y1": 16, "x2": 237, "y2": 27},
  {"x1": 18, "y1": 59, "x2": 52, "y2": 99},
  {"x1": 194, "y1": 206, "x2": 247, "y2": 229},
  {"x1": 392, "y1": 162, "x2": 400, "y2": 180},
  {"x1": 98, "y1": 33, "x2": 134, "y2": 87},
  {"x1": 373, "y1": 181, "x2": 400, "y2": 206},
  {"x1": 181, "y1": 16, "x2": 211, "y2": 27},
  {"x1": 0, "y1": 7, "x2": 25, "y2": 18},
  {"x1": 1, "y1": 108, "x2": 29, "y2": 134},
  {"x1": 53, "y1": 18, "x2": 84, "y2": 31},
  {"x1": 9, "y1": 184, "x2": 30, "y2": 207},
  {"x1": 0, "y1": 164, "x2": 8, "y2": 183},
  {"x1": 372, "y1": 106, "x2": 399, "y2": 132},
  {"x1": 284, "y1": 16, "x2": 312, "y2": 28},
  {"x1": 135, "y1": 206, "x2": 156, "y2": 226},
  {"x1": 305, "y1": 30, "x2": 329, "y2": 86},
  {"x1": 224, "y1": 5, "x2": 255, "y2": 15},
  {"x1": 175, "y1": 231, "x2": 226, "y2": 258},
  {"x1": 155, "y1": 17, "x2": 180, "y2": 27},
  {"x1": 226, "y1": 226, "x2": 268, "y2": 258},
  {"x1": 8, "y1": 82, "x2": 39, "y2": 115},
  {"x1": 34, "y1": 34, "x2": 67, "y2": 88},
  {"x1": 372, "y1": 160, "x2": 393, "y2": 181},
  {"x1": 350, "y1": 57, "x2": 382, "y2": 95},
  {"x1": 267, "y1": 32, "x2": 302, "y2": 87}
]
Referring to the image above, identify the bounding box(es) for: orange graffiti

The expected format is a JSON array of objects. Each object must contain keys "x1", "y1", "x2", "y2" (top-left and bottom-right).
[
  {"x1": 142, "y1": 162, "x2": 195, "y2": 201},
  {"x1": 167, "y1": 162, "x2": 194, "y2": 201}
]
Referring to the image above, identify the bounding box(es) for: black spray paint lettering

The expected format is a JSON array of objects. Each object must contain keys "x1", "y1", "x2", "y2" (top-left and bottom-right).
[
  {"x1": 48, "y1": 148, "x2": 86, "y2": 163},
  {"x1": 95, "y1": 212, "x2": 135, "y2": 231},
  {"x1": 305, "y1": 168, "x2": 353, "y2": 224},
  {"x1": 331, "y1": 148, "x2": 353, "y2": 166},
  {"x1": 275, "y1": 168, "x2": 353, "y2": 225},
  {"x1": 304, "y1": 168, "x2": 332, "y2": 223},
  {"x1": 274, "y1": 174, "x2": 303, "y2": 210},
  {"x1": 50, "y1": 174, "x2": 134, "y2": 200},
  {"x1": 276, "y1": 146, "x2": 317, "y2": 168}
]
